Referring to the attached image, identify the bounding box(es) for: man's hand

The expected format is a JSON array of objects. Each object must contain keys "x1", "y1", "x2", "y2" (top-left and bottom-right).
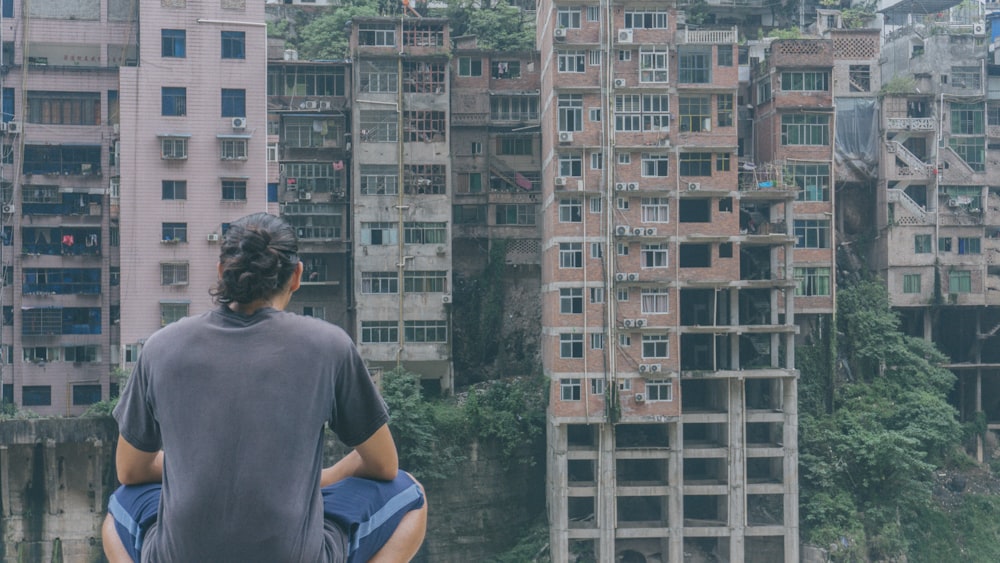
[{"x1": 321, "y1": 424, "x2": 398, "y2": 487}]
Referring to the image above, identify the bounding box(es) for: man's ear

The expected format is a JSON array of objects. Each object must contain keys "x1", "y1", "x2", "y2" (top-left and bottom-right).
[{"x1": 288, "y1": 261, "x2": 304, "y2": 293}]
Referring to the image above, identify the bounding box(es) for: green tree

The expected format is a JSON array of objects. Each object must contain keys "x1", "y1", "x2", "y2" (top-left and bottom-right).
[
  {"x1": 446, "y1": 1, "x2": 535, "y2": 52},
  {"x1": 298, "y1": 0, "x2": 381, "y2": 60}
]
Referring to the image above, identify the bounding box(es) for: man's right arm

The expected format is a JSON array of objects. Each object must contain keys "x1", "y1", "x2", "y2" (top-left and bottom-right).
[
  {"x1": 320, "y1": 423, "x2": 398, "y2": 486},
  {"x1": 115, "y1": 435, "x2": 164, "y2": 485}
]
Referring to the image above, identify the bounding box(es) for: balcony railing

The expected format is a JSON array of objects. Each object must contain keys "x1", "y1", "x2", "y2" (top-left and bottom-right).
[
  {"x1": 677, "y1": 26, "x2": 738, "y2": 45},
  {"x1": 886, "y1": 117, "x2": 936, "y2": 130}
]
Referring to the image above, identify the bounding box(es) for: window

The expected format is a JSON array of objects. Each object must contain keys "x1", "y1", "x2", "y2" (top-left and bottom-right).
[
  {"x1": 939, "y1": 237, "x2": 952, "y2": 252},
  {"x1": 492, "y1": 60, "x2": 521, "y2": 79},
  {"x1": 360, "y1": 111, "x2": 398, "y2": 142},
  {"x1": 641, "y1": 197, "x2": 669, "y2": 223},
  {"x1": 639, "y1": 47, "x2": 669, "y2": 83},
  {"x1": 716, "y1": 153, "x2": 731, "y2": 172},
  {"x1": 794, "y1": 219, "x2": 830, "y2": 248},
  {"x1": 361, "y1": 272, "x2": 398, "y2": 294},
  {"x1": 268, "y1": 143, "x2": 278, "y2": 161},
  {"x1": 641, "y1": 153, "x2": 669, "y2": 177},
  {"x1": 161, "y1": 137, "x2": 188, "y2": 160},
  {"x1": 220, "y1": 138, "x2": 248, "y2": 160},
  {"x1": 360, "y1": 165, "x2": 399, "y2": 196},
  {"x1": 647, "y1": 380, "x2": 672, "y2": 401},
  {"x1": 560, "y1": 243, "x2": 583, "y2": 268},
  {"x1": 403, "y1": 222, "x2": 447, "y2": 244},
  {"x1": 559, "y1": 154, "x2": 583, "y2": 177},
  {"x1": 64, "y1": 345, "x2": 100, "y2": 363},
  {"x1": 619, "y1": 334, "x2": 631, "y2": 347},
  {"x1": 757, "y1": 80, "x2": 772, "y2": 104},
  {"x1": 914, "y1": 234, "x2": 932, "y2": 254},
  {"x1": 617, "y1": 243, "x2": 629, "y2": 256},
  {"x1": 590, "y1": 198, "x2": 602, "y2": 214},
  {"x1": 641, "y1": 244, "x2": 668, "y2": 268},
  {"x1": 589, "y1": 50, "x2": 602, "y2": 66},
  {"x1": 794, "y1": 267, "x2": 831, "y2": 296},
  {"x1": 458, "y1": 57, "x2": 482, "y2": 77},
  {"x1": 624, "y1": 10, "x2": 668, "y2": 28},
  {"x1": 791, "y1": 163, "x2": 830, "y2": 201},
  {"x1": 557, "y1": 7, "x2": 581, "y2": 28},
  {"x1": 559, "y1": 199, "x2": 583, "y2": 223},
  {"x1": 591, "y1": 378, "x2": 605, "y2": 395},
  {"x1": 404, "y1": 271, "x2": 447, "y2": 293},
  {"x1": 951, "y1": 103, "x2": 985, "y2": 135},
  {"x1": 618, "y1": 153, "x2": 631, "y2": 164},
  {"x1": 71, "y1": 384, "x2": 102, "y2": 406},
  {"x1": 161, "y1": 29, "x2": 186, "y2": 58},
  {"x1": 361, "y1": 321, "x2": 397, "y2": 343},
  {"x1": 358, "y1": 60, "x2": 398, "y2": 93},
  {"x1": 403, "y1": 111, "x2": 446, "y2": 142},
  {"x1": 470, "y1": 142, "x2": 482, "y2": 155},
  {"x1": 490, "y1": 95, "x2": 538, "y2": 121},
  {"x1": 590, "y1": 287, "x2": 604, "y2": 304},
  {"x1": 495, "y1": 204, "x2": 536, "y2": 225},
  {"x1": 619, "y1": 50, "x2": 632, "y2": 62},
  {"x1": 590, "y1": 333, "x2": 605, "y2": 350},
  {"x1": 958, "y1": 237, "x2": 981, "y2": 254},
  {"x1": 589, "y1": 107, "x2": 601, "y2": 122},
  {"x1": 949, "y1": 270, "x2": 972, "y2": 293},
  {"x1": 222, "y1": 31, "x2": 245, "y2": 59},
  {"x1": 949, "y1": 137, "x2": 985, "y2": 171},
  {"x1": 22, "y1": 386, "x2": 51, "y2": 407},
  {"x1": 496, "y1": 136, "x2": 533, "y2": 155},
  {"x1": 160, "y1": 302, "x2": 189, "y2": 326},
  {"x1": 951, "y1": 66, "x2": 981, "y2": 89},
  {"x1": 589, "y1": 243, "x2": 603, "y2": 260},
  {"x1": 560, "y1": 378, "x2": 582, "y2": 401},
  {"x1": 717, "y1": 94, "x2": 733, "y2": 127},
  {"x1": 160, "y1": 262, "x2": 189, "y2": 286},
  {"x1": 361, "y1": 222, "x2": 398, "y2": 245},
  {"x1": 161, "y1": 223, "x2": 187, "y2": 243},
  {"x1": 358, "y1": 24, "x2": 395, "y2": 46},
  {"x1": 590, "y1": 152, "x2": 603, "y2": 170},
  {"x1": 617, "y1": 198, "x2": 629, "y2": 210},
  {"x1": 24, "y1": 347, "x2": 60, "y2": 363},
  {"x1": 404, "y1": 321, "x2": 447, "y2": 343},
  {"x1": 558, "y1": 95, "x2": 583, "y2": 132},
  {"x1": 781, "y1": 71, "x2": 829, "y2": 91},
  {"x1": 560, "y1": 334, "x2": 584, "y2": 358},
  {"x1": 302, "y1": 306, "x2": 325, "y2": 320},
  {"x1": 162, "y1": 180, "x2": 186, "y2": 200},
  {"x1": 903, "y1": 274, "x2": 921, "y2": 294},
  {"x1": 221, "y1": 89, "x2": 246, "y2": 118},
  {"x1": 717, "y1": 46, "x2": 733, "y2": 67},
  {"x1": 642, "y1": 334, "x2": 669, "y2": 358},
  {"x1": 678, "y1": 47, "x2": 711, "y2": 83},
  {"x1": 558, "y1": 50, "x2": 586, "y2": 73},
  {"x1": 586, "y1": 5, "x2": 600, "y2": 21},
  {"x1": 641, "y1": 288, "x2": 669, "y2": 314},
  {"x1": 615, "y1": 94, "x2": 669, "y2": 132},
  {"x1": 267, "y1": 64, "x2": 345, "y2": 96},
  {"x1": 781, "y1": 114, "x2": 829, "y2": 145},
  {"x1": 26, "y1": 92, "x2": 101, "y2": 125},
  {"x1": 680, "y1": 153, "x2": 713, "y2": 176},
  {"x1": 161, "y1": 87, "x2": 186, "y2": 116},
  {"x1": 848, "y1": 65, "x2": 870, "y2": 92},
  {"x1": 561, "y1": 288, "x2": 584, "y2": 314},
  {"x1": 679, "y1": 96, "x2": 711, "y2": 132},
  {"x1": 221, "y1": 180, "x2": 247, "y2": 201}
]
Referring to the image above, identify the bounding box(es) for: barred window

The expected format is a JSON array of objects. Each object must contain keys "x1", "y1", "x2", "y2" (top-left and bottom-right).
[
  {"x1": 781, "y1": 114, "x2": 829, "y2": 146},
  {"x1": 160, "y1": 262, "x2": 189, "y2": 286},
  {"x1": 404, "y1": 164, "x2": 446, "y2": 195},
  {"x1": 490, "y1": 96, "x2": 538, "y2": 121},
  {"x1": 790, "y1": 163, "x2": 830, "y2": 202},
  {"x1": 639, "y1": 47, "x2": 669, "y2": 83},
  {"x1": 403, "y1": 222, "x2": 447, "y2": 244},
  {"x1": 361, "y1": 320, "x2": 398, "y2": 343},
  {"x1": 781, "y1": 71, "x2": 829, "y2": 91},
  {"x1": 404, "y1": 320, "x2": 447, "y2": 342},
  {"x1": 359, "y1": 110, "x2": 398, "y2": 143},
  {"x1": 403, "y1": 111, "x2": 446, "y2": 142},
  {"x1": 27, "y1": 91, "x2": 101, "y2": 125},
  {"x1": 358, "y1": 60, "x2": 398, "y2": 93},
  {"x1": 495, "y1": 204, "x2": 536, "y2": 225},
  {"x1": 404, "y1": 271, "x2": 447, "y2": 292},
  {"x1": 360, "y1": 165, "x2": 399, "y2": 196},
  {"x1": 361, "y1": 272, "x2": 398, "y2": 294},
  {"x1": 794, "y1": 267, "x2": 831, "y2": 296},
  {"x1": 160, "y1": 302, "x2": 189, "y2": 327}
]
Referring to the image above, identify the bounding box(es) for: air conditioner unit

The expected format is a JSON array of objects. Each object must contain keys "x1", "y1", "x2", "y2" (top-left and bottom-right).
[
  {"x1": 615, "y1": 182, "x2": 628, "y2": 191},
  {"x1": 614, "y1": 78, "x2": 627, "y2": 88},
  {"x1": 687, "y1": 182, "x2": 701, "y2": 191},
  {"x1": 616, "y1": 225, "x2": 629, "y2": 236},
  {"x1": 634, "y1": 392, "x2": 645, "y2": 402},
  {"x1": 627, "y1": 273, "x2": 639, "y2": 281},
  {"x1": 302, "y1": 100, "x2": 319, "y2": 110},
  {"x1": 616, "y1": 272, "x2": 627, "y2": 281},
  {"x1": 618, "y1": 29, "x2": 634, "y2": 44},
  {"x1": 299, "y1": 191, "x2": 313, "y2": 200},
  {"x1": 554, "y1": 28, "x2": 567, "y2": 39},
  {"x1": 974, "y1": 23, "x2": 986, "y2": 36},
  {"x1": 649, "y1": 364, "x2": 660, "y2": 373},
  {"x1": 442, "y1": 294, "x2": 453, "y2": 304},
  {"x1": 559, "y1": 131, "x2": 574, "y2": 144},
  {"x1": 319, "y1": 101, "x2": 332, "y2": 110},
  {"x1": 5, "y1": 122, "x2": 21, "y2": 134},
  {"x1": 633, "y1": 227, "x2": 644, "y2": 236},
  {"x1": 231, "y1": 117, "x2": 247, "y2": 129},
  {"x1": 333, "y1": 191, "x2": 346, "y2": 199},
  {"x1": 635, "y1": 318, "x2": 647, "y2": 328},
  {"x1": 1, "y1": 204, "x2": 14, "y2": 214},
  {"x1": 639, "y1": 364, "x2": 649, "y2": 373},
  {"x1": 206, "y1": 233, "x2": 220, "y2": 242},
  {"x1": 554, "y1": 176, "x2": 568, "y2": 187},
  {"x1": 645, "y1": 228, "x2": 657, "y2": 236},
  {"x1": 627, "y1": 182, "x2": 639, "y2": 191},
  {"x1": 947, "y1": 198, "x2": 959, "y2": 208},
  {"x1": 623, "y1": 319, "x2": 636, "y2": 328}
]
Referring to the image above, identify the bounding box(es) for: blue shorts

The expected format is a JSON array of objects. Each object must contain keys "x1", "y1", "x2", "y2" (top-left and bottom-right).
[{"x1": 108, "y1": 473, "x2": 424, "y2": 562}]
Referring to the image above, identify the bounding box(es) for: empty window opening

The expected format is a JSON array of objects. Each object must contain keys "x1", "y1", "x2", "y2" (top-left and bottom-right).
[
  {"x1": 683, "y1": 422, "x2": 728, "y2": 448},
  {"x1": 680, "y1": 333, "x2": 717, "y2": 371},
  {"x1": 567, "y1": 460, "x2": 595, "y2": 483},
  {"x1": 567, "y1": 424, "x2": 597, "y2": 448},
  {"x1": 747, "y1": 494, "x2": 784, "y2": 526},
  {"x1": 746, "y1": 537, "x2": 784, "y2": 563},
  {"x1": 747, "y1": 457, "x2": 784, "y2": 484},
  {"x1": 681, "y1": 379, "x2": 728, "y2": 412},
  {"x1": 615, "y1": 423, "x2": 670, "y2": 448},
  {"x1": 618, "y1": 496, "x2": 667, "y2": 526},
  {"x1": 746, "y1": 422, "x2": 782, "y2": 446},
  {"x1": 568, "y1": 496, "x2": 596, "y2": 528},
  {"x1": 684, "y1": 458, "x2": 728, "y2": 485},
  {"x1": 617, "y1": 458, "x2": 667, "y2": 485},
  {"x1": 679, "y1": 199, "x2": 711, "y2": 222},
  {"x1": 679, "y1": 243, "x2": 711, "y2": 268},
  {"x1": 683, "y1": 495, "x2": 727, "y2": 526},
  {"x1": 746, "y1": 379, "x2": 783, "y2": 411}
]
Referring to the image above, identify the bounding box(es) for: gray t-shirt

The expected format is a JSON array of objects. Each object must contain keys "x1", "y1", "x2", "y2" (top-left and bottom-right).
[{"x1": 113, "y1": 306, "x2": 389, "y2": 563}]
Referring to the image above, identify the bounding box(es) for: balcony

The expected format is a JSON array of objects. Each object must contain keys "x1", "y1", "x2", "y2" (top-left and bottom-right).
[
  {"x1": 887, "y1": 117, "x2": 936, "y2": 131},
  {"x1": 676, "y1": 26, "x2": 738, "y2": 45}
]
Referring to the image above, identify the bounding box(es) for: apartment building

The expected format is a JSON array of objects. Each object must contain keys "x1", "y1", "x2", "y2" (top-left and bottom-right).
[
  {"x1": 537, "y1": 2, "x2": 798, "y2": 561},
  {"x1": 116, "y1": 1, "x2": 267, "y2": 376},
  {"x1": 0, "y1": 0, "x2": 133, "y2": 415},
  {"x1": 268, "y1": 50, "x2": 353, "y2": 328},
  {"x1": 349, "y1": 17, "x2": 454, "y2": 393},
  {"x1": 876, "y1": 6, "x2": 1000, "y2": 458}
]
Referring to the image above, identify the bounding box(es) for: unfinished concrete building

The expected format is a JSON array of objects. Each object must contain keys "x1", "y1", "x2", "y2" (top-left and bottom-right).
[
  {"x1": 267, "y1": 50, "x2": 353, "y2": 329},
  {"x1": 349, "y1": 18, "x2": 455, "y2": 392},
  {"x1": 537, "y1": 3, "x2": 798, "y2": 561},
  {"x1": 0, "y1": 0, "x2": 134, "y2": 414},
  {"x1": 876, "y1": 3, "x2": 1000, "y2": 459},
  {"x1": 449, "y1": 37, "x2": 543, "y2": 276}
]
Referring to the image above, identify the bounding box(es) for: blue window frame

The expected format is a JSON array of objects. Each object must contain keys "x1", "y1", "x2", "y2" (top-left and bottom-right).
[
  {"x1": 161, "y1": 29, "x2": 186, "y2": 58},
  {"x1": 2, "y1": 0, "x2": 12, "y2": 18},
  {"x1": 161, "y1": 87, "x2": 186, "y2": 116},
  {"x1": 2, "y1": 87, "x2": 13, "y2": 122},
  {"x1": 222, "y1": 31, "x2": 245, "y2": 59},
  {"x1": 221, "y1": 89, "x2": 246, "y2": 118}
]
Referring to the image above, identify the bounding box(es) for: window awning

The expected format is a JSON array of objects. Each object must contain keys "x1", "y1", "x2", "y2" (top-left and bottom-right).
[
  {"x1": 156, "y1": 132, "x2": 192, "y2": 138},
  {"x1": 216, "y1": 134, "x2": 252, "y2": 139}
]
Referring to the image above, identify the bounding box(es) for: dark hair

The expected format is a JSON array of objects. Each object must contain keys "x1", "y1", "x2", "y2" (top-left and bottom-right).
[{"x1": 210, "y1": 213, "x2": 299, "y2": 305}]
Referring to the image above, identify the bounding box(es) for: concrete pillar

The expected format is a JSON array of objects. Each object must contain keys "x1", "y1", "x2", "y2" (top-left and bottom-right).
[
  {"x1": 783, "y1": 377, "x2": 800, "y2": 563},
  {"x1": 44, "y1": 439, "x2": 60, "y2": 515},
  {"x1": 977, "y1": 370, "x2": 984, "y2": 463},
  {"x1": 90, "y1": 438, "x2": 104, "y2": 513},
  {"x1": 546, "y1": 419, "x2": 568, "y2": 563},
  {"x1": 598, "y1": 423, "x2": 616, "y2": 563},
  {"x1": 668, "y1": 421, "x2": 684, "y2": 563},
  {"x1": 729, "y1": 377, "x2": 746, "y2": 563},
  {"x1": 0, "y1": 445, "x2": 8, "y2": 516},
  {"x1": 923, "y1": 308, "x2": 933, "y2": 341}
]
